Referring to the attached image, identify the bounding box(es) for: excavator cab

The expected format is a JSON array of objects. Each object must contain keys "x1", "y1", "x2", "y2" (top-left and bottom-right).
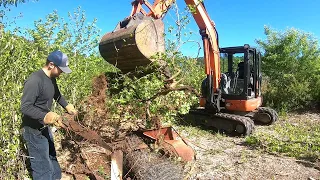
[
  {"x1": 198, "y1": 44, "x2": 277, "y2": 135},
  {"x1": 219, "y1": 44, "x2": 262, "y2": 111},
  {"x1": 217, "y1": 45, "x2": 278, "y2": 126}
]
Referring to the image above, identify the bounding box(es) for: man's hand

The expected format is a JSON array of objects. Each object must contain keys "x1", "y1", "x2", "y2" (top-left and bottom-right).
[
  {"x1": 66, "y1": 104, "x2": 78, "y2": 116},
  {"x1": 44, "y1": 112, "x2": 65, "y2": 127}
]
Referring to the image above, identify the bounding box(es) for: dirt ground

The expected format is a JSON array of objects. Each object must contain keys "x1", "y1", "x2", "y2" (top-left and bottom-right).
[
  {"x1": 180, "y1": 113, "x2": 320, "y2": 180},
  {"x1": 57, "y1": 113, "x2": 320, "y2": 180}
]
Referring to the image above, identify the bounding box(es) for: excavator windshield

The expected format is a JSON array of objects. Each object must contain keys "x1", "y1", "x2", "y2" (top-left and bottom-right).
[{"x1": 220, "y1": 46, "x2": 256, "y2": 98}]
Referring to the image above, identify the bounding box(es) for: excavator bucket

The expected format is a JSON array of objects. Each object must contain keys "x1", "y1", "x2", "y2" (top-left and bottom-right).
[
  {"x1": 142, "y1": 126, "x2": 195, "y2": 162},
  {"x1": 99, "y1": 15, "x2": 165, "y2": 73}
]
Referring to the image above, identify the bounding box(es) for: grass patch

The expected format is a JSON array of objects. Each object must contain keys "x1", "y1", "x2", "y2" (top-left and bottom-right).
[
  {"x1": 245, "y1": 118, "x2": 320, "y2": 161},
  {"x1": 176, "y1": 125, "x2": 230, "y2": 142},
  {"x1": 176, "y1": 125, "x2": 217, "y2": 138}
]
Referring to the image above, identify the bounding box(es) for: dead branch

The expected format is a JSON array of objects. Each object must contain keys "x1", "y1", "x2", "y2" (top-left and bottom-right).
[{"x1": 164, "y1": 68, "x2": 181, "y2": 82}]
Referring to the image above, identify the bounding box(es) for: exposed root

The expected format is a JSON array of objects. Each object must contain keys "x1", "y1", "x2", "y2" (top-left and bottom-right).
[{"x1": 123, "y1": 135, "x2": 184, "y2": 180}]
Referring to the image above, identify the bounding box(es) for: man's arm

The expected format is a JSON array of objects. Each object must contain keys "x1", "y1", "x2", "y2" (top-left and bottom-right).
[
  {"x1": 52, "y1": 78, "x2": 68, "y2": 108},
  {"x1": 20, "y1": 76, "x2": 47, "y2": 121}
]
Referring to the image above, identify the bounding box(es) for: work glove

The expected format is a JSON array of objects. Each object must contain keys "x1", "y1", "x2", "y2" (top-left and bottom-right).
[
  {"x1": 65, "y1": 104, "x2": 78, "y2": 116},
  {"x1": 43, "y1": 112, "x2": 64, "y2": 127}
]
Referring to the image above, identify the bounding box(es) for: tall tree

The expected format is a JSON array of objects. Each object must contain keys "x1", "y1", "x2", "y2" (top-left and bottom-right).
[{"x1": 0, "y1": 0, "x2": 29, "y2": 7}]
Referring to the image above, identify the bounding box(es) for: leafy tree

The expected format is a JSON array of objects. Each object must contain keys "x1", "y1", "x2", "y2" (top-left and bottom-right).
[
  {"x1": 0, "y1": 0, "x2": 30, "y2": 7},
  {"x1": 257, "y1": 26, "x2": 320, "y2": 111},
  {"x1": 0, "y1": 0, "x2": 38, "y2": 31}
]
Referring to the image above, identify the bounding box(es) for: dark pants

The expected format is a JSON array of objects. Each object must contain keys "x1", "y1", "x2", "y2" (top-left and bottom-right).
[{"x1": 22, "y1": 126, "x2": 62, "y2": 180}]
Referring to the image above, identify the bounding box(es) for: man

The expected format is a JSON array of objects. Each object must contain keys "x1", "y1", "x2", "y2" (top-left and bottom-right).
[{"x1": 20, "y1": 50, "x2": 78, "y2": 180}]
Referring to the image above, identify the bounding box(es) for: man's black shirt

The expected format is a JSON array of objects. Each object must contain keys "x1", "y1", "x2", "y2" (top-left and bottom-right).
[{"x1": 21, "y1": 69, "x2": 67, "y2": 129}]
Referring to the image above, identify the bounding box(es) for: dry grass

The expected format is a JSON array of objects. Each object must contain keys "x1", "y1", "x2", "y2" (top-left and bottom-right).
[{"x1": 179, "y1": 113, "x2": 320, "y2": 180}]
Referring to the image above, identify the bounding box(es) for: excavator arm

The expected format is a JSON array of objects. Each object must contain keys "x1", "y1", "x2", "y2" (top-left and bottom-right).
[
  {"x1": 99, "y1": 0, "x2": 221, "y2": 111},
  {"x1": 130, "y1": 0, "x2": 175, "y2": 19},
  {"x1": 127, "y1": 0, "x2": 220, "y2": 91}
]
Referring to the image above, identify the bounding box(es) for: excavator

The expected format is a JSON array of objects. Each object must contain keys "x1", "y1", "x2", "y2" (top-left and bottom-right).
[{"x1": 98, "y1": 0, "x2": 278, "y2": 137}]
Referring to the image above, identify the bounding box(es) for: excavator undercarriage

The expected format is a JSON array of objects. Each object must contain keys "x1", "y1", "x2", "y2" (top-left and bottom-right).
[
  {"x1": 184, "y1": 107, "x2": 278, "y2": 136},
  {"x1": 186, "y1": 108, "x2": 255, "y2": 136}
]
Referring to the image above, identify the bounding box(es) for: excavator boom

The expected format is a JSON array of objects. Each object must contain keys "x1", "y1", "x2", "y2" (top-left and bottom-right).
[
  {"x1": 185, "y1": 0, "x2": 220, "y2": 91},
  {"x1": 99, "y1": 0, "x2": 220, "y2": 83}
]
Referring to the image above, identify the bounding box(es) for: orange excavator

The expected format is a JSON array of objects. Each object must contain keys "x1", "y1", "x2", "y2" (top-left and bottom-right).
[{"x1": 99, "y1": 0, "x2": 278, "y2": 136}]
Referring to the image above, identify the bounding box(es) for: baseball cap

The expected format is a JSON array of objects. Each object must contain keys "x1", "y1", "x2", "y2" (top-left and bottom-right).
[{"x1": 47, "y1": 50, "x2": 72, "y2": 73}]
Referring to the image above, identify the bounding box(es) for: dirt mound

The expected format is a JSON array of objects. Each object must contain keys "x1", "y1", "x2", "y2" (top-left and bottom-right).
[
  {"x1": 57, "y1": 73, "x2": 184, "y2": 179},
  {"x1": 80, "y1": 74, "x2": 144, "y2": 140},
  {"x1": 57, "y1": 74, "x2": 123, "y2": 179}
]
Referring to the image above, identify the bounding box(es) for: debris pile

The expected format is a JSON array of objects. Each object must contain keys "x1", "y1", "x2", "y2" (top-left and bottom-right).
[{"x1": 56, "y1": 74, "x2": 187, "y2": 179}]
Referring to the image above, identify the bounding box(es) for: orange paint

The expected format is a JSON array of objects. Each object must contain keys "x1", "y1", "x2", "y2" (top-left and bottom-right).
[
  {"x1": 225, "y1": 97, "x2": 262, "y2": 112},
  {"x1": 199, "y1": 97, "x2": 206, "y2": 107}
]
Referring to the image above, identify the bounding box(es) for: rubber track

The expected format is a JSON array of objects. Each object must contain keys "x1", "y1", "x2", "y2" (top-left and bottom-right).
[
  {"x1": 189, "y1": 109, "x2": 255, "y2": 136},
  {"x1": 214, "y1": 113, "x2": 255, "y2": 136},
  {"x1": 256, "y1": 107, "x2": 279, "y2": 125}
]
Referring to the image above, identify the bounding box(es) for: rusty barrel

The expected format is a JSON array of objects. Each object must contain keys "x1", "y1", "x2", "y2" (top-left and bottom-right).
[{"x1": 99, "y1": 19, "x2": 165, "y2": 73}]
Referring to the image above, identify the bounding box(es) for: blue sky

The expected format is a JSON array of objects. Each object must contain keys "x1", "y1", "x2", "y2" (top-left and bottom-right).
[{"x1": 2, "y1": 0, "x2": 320, "y2": 57}]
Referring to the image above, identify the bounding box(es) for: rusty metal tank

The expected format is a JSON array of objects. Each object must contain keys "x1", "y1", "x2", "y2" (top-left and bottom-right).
[{"x1": 99, "y1": 14, "x2": 165, "y2": 73}]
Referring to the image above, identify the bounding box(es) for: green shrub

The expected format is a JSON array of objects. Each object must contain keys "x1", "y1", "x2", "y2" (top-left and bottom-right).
[
  {"x1": 246, "y1": 121, "x2": 320, "y2": 161},
  {"x1": 257, "y1": 26, "x2": 320, "y2": 111}
]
